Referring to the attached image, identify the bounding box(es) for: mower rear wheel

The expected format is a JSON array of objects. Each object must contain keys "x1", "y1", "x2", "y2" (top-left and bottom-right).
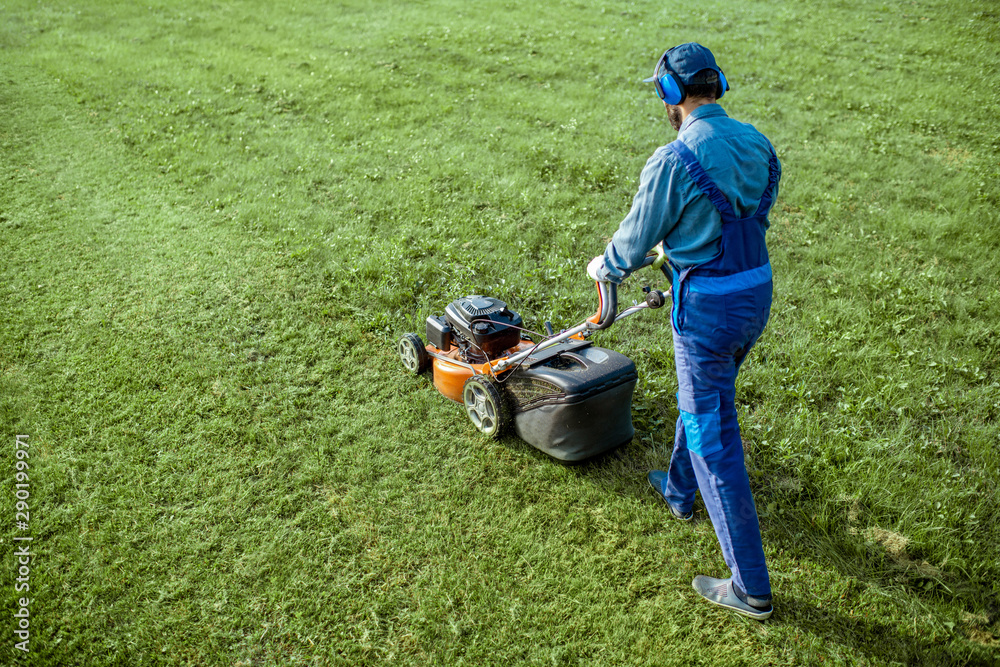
[
  {"x1": 398, "y1": 333, "x2": 429, "y2": 374},
  {"x1": 462, "y1": 375, "x2": 511, "y2": 439}
]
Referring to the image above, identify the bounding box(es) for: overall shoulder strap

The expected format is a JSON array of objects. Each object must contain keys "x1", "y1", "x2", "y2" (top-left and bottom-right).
[{"x1": 667, "y1": 140, "x2": 737, "y2": 220}]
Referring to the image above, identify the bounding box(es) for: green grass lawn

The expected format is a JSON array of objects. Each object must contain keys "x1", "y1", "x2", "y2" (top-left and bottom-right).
[{"x1": 2, "y1": 0, "x2": 999, "y2": 664}]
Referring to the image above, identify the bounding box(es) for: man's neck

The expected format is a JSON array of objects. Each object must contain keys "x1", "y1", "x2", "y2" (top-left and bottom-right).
[{"x1": 677, "y1": 97, "x2": 716, "y2": 124}]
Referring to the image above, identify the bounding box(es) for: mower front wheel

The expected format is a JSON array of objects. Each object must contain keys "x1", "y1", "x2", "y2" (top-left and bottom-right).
[
  {"x1": 398, "y1": 333, "x2": 429, "y2": 374},
  {"x1": 462, "y1": 375, "x2": 511, "y2": 439}
]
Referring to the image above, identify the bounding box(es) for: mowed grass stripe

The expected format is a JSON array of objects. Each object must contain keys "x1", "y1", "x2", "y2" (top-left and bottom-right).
[
  {"x1": 1, "y1": 64, "x2": 323, "y2": 661},
  {"x1": 0, "y1": 62, "x2": 426, "y2": 662}
]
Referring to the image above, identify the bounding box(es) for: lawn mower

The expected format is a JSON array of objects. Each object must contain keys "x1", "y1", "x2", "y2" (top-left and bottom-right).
[{"x1": 397, "y1": 254, "x2": 670, "y2": 462}]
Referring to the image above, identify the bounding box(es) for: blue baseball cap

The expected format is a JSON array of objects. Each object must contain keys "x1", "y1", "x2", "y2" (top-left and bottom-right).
[{"x1": 643, "y1": 42, "x2": 723, "y2": 86}]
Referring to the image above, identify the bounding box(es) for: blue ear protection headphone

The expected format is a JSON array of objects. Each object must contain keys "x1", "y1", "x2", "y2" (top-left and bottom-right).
[{"x1": 651, "y1": 49, "x2": 729, "y2": 105}]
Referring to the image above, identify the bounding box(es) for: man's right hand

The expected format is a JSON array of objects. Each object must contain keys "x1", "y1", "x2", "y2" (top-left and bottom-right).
[{"x1": 587, "y1": 255, "x2": 607, "y2": 282}]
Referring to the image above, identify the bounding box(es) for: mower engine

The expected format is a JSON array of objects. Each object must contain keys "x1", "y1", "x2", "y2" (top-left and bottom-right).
[{"x1": 427, "y1": 296, "x2": 523, "y2": 363}]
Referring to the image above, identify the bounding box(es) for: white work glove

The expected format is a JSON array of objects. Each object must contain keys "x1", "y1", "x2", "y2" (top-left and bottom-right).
[{"x1": 587, "y1": 255, "x2": 607, "y2": 282}]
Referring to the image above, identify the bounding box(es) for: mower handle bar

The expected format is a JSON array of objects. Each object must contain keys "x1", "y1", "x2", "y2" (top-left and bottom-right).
[
  {"x1": 491, "y1": 253, "x2": 670, "y2": 372},
  {"x1": 594, "y1": 253, "x2": 671, "y2": 329}
]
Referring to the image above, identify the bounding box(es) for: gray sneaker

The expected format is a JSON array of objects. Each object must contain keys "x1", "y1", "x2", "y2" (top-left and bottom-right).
[{"x1": 692, "y1": 575, "x2": 773, "y2": 620}]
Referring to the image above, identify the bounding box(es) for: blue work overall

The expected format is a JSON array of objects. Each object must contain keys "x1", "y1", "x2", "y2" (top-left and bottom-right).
[{"x1": 663, "y1": 139, "x2": 778, "y2": 600}]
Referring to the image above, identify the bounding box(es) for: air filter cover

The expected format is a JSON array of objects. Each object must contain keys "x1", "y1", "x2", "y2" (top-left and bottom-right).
[{"x1": 444, "y1": 296, "x2": 523, "y2": 356}]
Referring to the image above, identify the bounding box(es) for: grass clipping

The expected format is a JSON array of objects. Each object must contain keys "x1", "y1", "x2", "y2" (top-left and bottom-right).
[{"x1": 843, "y1": 496, "x2": 944, "y2": 582}]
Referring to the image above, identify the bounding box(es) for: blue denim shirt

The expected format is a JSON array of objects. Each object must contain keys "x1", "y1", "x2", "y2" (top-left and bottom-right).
[{"x1": 597, "y1": 104, "x2": 780, "y2": 283}]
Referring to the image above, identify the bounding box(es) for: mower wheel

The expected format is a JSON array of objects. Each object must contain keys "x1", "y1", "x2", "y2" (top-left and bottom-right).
[
  {"x1": 462, "y1": 375, "x2": 511, "y2": 439},
  {"x1": 398, "y1": 333, "x2": 429, "y2": 374}
]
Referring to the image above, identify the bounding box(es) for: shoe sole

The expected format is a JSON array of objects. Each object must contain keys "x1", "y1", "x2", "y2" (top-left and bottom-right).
[
  {"x1": 697, "y1": 592, "x2": 773, "y2": 620},
  {"x1": 647, "y1": 477, "x2": 694, "y2": 521}
]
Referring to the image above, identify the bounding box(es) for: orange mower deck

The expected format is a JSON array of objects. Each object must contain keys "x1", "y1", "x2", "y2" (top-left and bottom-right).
[{"x1": 428, "y1": 341, "x2": 536, "y2": 402}]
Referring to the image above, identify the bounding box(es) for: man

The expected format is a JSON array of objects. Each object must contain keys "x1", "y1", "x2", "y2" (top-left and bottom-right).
[{"x1": 587, "y1": 42, "x2": 779, "y2": 620}]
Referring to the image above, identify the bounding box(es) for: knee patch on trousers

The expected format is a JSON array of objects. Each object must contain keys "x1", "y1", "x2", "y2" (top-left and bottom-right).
[{"x1": 677, "y1": 390, "x2": 723, "y2": 458}]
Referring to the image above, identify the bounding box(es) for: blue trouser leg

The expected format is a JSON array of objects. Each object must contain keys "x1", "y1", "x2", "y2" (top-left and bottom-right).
[
  {"x1": 664, "y1": 415, "x2": 697, "y2": 513},
  {"x1": 665, "y1": 281, "x2": 772, "y2": 598},
  {"x1": 690, "y1": 428, "x2": 771, "y2": 598}
]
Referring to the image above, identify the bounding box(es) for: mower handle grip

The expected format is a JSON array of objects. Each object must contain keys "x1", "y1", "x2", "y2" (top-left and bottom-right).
[
  {"x1": 592, "y1": 281, "x2": 618, "y2": 330},
  {"x1": 591, "y1": 253, "x2": 671, "y2": 330}
]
